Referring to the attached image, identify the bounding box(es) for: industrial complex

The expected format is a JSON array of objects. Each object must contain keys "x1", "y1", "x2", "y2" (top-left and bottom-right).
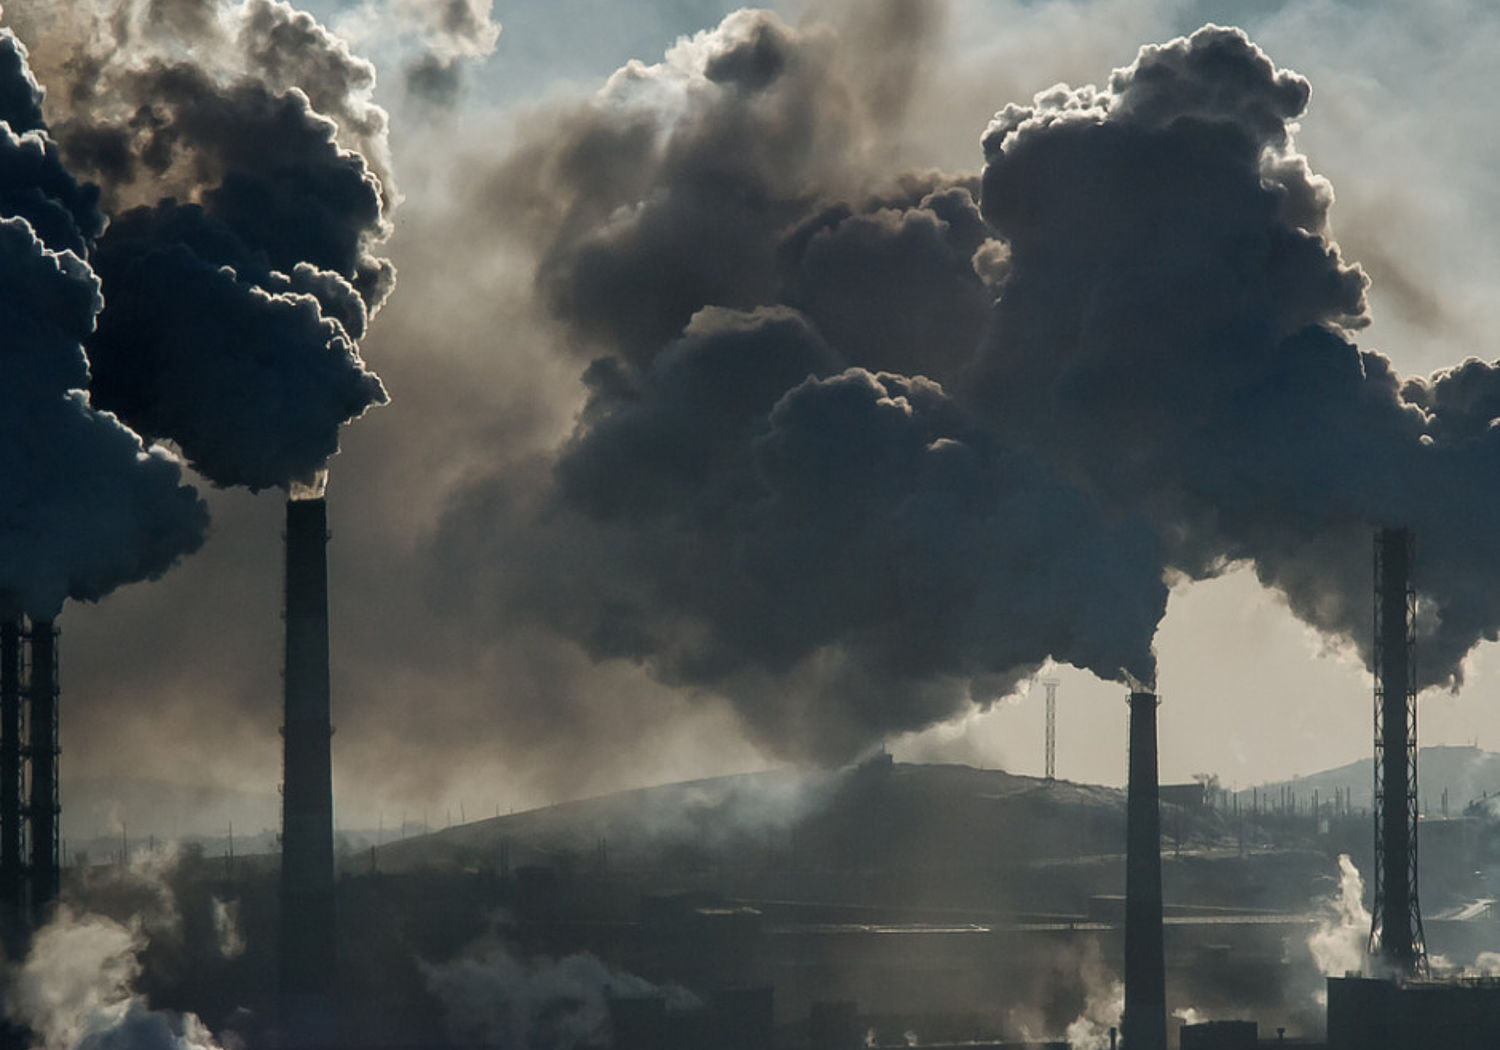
[{"x1": 0, "y1": 525, "x2": 1494, "y2": 1048}]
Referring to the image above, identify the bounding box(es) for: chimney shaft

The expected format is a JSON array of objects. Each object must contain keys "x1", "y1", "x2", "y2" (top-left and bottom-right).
[
  {"x1": 27, "y1": 620, "x2": 58, "y2": 922},
  {"x1": 1124, "y1": 690, "x2": 1166, "y2": 1050},
  {"x1": 1372, "y1": 527, "x2": 1424, "y2": 972},
  {"x1": 1, "y1": 618, "x2": 21, "y2": 927},
  {"x1": 280, "y1": 497, "x2": 336, "y2": 1041}
]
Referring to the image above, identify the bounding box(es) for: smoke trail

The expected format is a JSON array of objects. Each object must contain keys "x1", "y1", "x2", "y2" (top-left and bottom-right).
[
  {"x1": 1307, "y1": 854, "x2": 1370, "y2": 981},
  {"x1": 4, "y1": 0, "x2": 393, "y2": 492},
  {"x1": 0, "y1": 28, "x2": 206, "y2": 620}
]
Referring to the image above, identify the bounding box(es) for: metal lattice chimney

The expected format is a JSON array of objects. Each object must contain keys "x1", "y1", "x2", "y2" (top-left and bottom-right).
[
  {"x1": 1370, "y1": 527, "x2": 1425, "y2": 974},
  {"x1": 27, "y1": 619, "x2": 58, "y2": 923},
  {"x1": 1, "y1": 617, "x2": 22, "y2": 926},
  {"x1": 1123, "y1": 690, "x2": 1166, "y2": 1050},
  {"x1": 279, "y1": 496, "x2": 337, "y2": 1043}
]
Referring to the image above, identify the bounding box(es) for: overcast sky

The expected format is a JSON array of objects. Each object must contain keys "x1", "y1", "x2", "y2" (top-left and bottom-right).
[{"x1": 8, "y1": 0, "x2": 1500, "y2": 839}]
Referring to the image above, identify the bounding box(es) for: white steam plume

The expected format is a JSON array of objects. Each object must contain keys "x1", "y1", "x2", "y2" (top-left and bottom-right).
[{"x1": 1307, "y1": 853, "x2": 1371, "y2": 987}]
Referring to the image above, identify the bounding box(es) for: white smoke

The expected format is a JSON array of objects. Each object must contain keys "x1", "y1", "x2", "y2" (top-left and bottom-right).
[
  {"x1": 1473, "y1": 951, "x2": 1500, "y2": 975},
  {"x1": 421, "y1": 940, "x2": 696, "y2": 1050},
  {"x1": 210, "y1": 898, "x2": 245, "y2": 961},
  {"x1": 1063, "y1": 941, "x2": 1123, "y2": 1050},
  {"x1": 1173, "y1": 1005, "x2": 1207, "y2": 1027},
  {"x1": 1306, "y1": 853, "x2": 1371, "y2": 1001},
  {"x1": 4, "y1": 906, "x2": 225, "y2": 1050}
]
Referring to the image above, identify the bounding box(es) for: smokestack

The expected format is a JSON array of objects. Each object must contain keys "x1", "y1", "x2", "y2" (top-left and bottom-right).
[
  {"x1": 1124, "y1": 690, "x2": 1166, "y2": 1050},
  {"x1": 279, "y1": 495, "x2": 337, "y2": 1044},
  {"x1": 27, "y1": 619, "x2": 58, "y2": 923},
  {"x1": 1, "y1": 617, "x2": 21, "y2": 930},
  {"x1": 1371, "y1": 527, "x2": 1425, "y2": 974}
]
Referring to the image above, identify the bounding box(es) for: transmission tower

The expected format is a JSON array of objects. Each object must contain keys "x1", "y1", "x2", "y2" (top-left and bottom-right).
[{"x1": 1042, "y1": 679, "x2": 1058, "y2": 781}]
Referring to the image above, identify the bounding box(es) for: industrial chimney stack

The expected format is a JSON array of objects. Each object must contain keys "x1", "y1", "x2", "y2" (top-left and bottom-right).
[
  {"x1": 1123, "y1": 690, "x2": 1166, "y2": 1050},
  {"x1": 279, "y1": 496, "x2": 337, "y2": 1044},
  {"x1": 1370, "y1": 527, "x2": 1425, "y2": 974},
  {"x1": 0, "y1": 617, "x2": 21, "y2": 933},
  {"x1": 26, "y1": 619, "x2": 58, "y2": 922}
]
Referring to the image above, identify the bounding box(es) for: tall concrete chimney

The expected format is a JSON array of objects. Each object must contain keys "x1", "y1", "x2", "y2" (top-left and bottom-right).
[
  {"x1": 279, "y1": 496, "x2": 336, "y2": 1044},
  {"x1": 1, "y1": 617, "x2": 22, "y2": 928},
  {"x1": 27, "y1": 619, "x2": 58, "y2": 922},
  {"x1": 1123, "y1": 690, "x2": 1166, "y2": 1050},
  {"x1": 1371, "y1": 527, "x2": 1425, "y2": 973}
]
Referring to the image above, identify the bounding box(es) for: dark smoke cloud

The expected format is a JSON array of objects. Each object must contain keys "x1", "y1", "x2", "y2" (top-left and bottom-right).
[
  {"x1": 4, "y1": 0, "x2": 394, "y2": 490},
  {"x1": 0, "y1": 30, "x2": 206, "y2": 619},
  {"x1": 426, "y1": 14, "x2": 1500, "y2": 767},
  {"x1": 971, "y1": 24, "x2": 1500, "y2": 689},
  {"x1": 427, "y1": 10, "x2": 1166, "y2": 761},
  {"x1": 0, "y1": 29, "x2": 44, "y2": 132},
  {"x1": 86, "y1": 201, "x2": 387, "y2": 491}
]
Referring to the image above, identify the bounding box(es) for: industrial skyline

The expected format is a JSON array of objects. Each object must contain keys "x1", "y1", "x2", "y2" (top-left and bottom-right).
[{"x1": 3, "y1": 0, "x2": 1500, "y2": 907}]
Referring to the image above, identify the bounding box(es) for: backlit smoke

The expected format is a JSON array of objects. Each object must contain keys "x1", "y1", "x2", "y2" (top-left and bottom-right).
[
  {"x1": 4, "y1": 905, "x2": 226, "y2": 1050},
  {"x1": 1307, "y1": 854, "x2": 1371, "y2": 982},
  {"x1": 428, "y1": 14, "x2": 1500, "y2": 763},
  {"x1": 4, "y1": 0, "x2": 392, "y2": 492},
  {"x1": 0, "y1": 28, "x2": 206, "y2": 620},
  {"x1": 972, "y1": 25, "x2": 1500, "y2": 690},
  {"x1": 1063, "y1": 941, "x2": 1124, "y2": 1050},
  {"x1": 429, "y1": 9, "x2": 1164, "y2": 763}
]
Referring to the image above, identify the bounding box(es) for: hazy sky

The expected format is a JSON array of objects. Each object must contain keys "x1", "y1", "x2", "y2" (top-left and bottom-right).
[{"x1": 9, "y1": 0, "x2": 1500, "y2": 838}]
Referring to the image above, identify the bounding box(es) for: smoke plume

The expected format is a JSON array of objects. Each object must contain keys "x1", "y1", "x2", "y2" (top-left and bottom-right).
[
  {"x1": 4, "y1": 905, "x2": 226, "y2": 1050},
  {"x1": 972, "y1": 24, "x2": 1500, "y2": 690},
  {"x1": 428, "y1": 9, "x2": 1166, "y2": 763},
  {"x1": 1307, "y1": 854, "x2": 1371, "y2": 982},
  {"x1": 4, "y1": 0, "x2": 393, "y2": 492},
  {"x1": 421, "y1": 14, "x2": 1500, "y2": 768},
  {"x1": 0, "y1": 27, "x2": 206, "y2": 620}
]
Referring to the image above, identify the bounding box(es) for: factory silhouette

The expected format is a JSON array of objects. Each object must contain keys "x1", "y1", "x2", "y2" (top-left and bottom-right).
[{"x1": 1, "y1": 525, "x2": 1497, "y2": 1048}]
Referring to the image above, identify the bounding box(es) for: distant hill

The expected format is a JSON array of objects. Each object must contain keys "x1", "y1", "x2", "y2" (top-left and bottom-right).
[
  {"x1": 61, "y1": 775, "x2": 280, "y2": 859},
  {"x1": 1237, "y1": 744, "x2": 1500, "y2": 816},
  {"x1": 369, "y1": 760, "x2": 1150, "y2": 871}
]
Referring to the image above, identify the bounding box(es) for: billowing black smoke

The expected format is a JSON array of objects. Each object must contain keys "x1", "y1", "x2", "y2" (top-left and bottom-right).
[
  {"x1": 429, "y1": 9, "x2": 1165, "y2": 762},
  {"x1": 971, "y1": 25, "x2": 1500, "y2": 690},
  {"x1": 4, "y1": 0, "x2": 393, "y2": 492},
  {"x1": 0, "y1": 28, "x2": 206, "y2": 621},
  {"x1": 431, "y1": 12, "x2": 1500, "y2": 762}
]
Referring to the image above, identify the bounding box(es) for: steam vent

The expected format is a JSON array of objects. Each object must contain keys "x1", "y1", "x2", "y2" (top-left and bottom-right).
[{"x1": 279, "y1": 496, "x2": 337, "y2": 1044}]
